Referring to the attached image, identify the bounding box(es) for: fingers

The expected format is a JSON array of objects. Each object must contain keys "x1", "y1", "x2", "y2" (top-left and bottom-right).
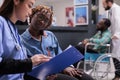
[
  {"x1": 68, "y1": 68, "x2": 84, "y2": 77},
  {"x1": 38, "y1": 54, "x2": 52, "y2": 61},
  {"x1": 40, "y1": 57, "x2": 50, "y2": 63},
  {"x1": 112, "y1": 36, "x2": 118, "y2": 39},
  {"x1": 31, "y1": 54, "x2": 51, "y2": 67},
  {"x1": 46, "y1": 75, "x2": 57, "y2": 80},
  {"x1": 75, "y1": 69, "x2": 83, "y2": 77},
  {"x1": 75, "y1": 68, "x2": 84, "y2": 74},
  {"x1": 70, "y1": 69, "x2": 78, "y2": 77},
  {"x1": 64, "y1": 67, "x2": 83, "y2": 77}
]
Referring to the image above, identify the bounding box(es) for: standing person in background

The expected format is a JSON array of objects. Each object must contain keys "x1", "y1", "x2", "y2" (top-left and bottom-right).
[
  {"x1": 102, "y1": 0, "x2": 120, "y2": 80},
  {"x1": 0, "y1": 0, "x2": 51, "y2": 80},
  {"x1": 21, "y1": 5, "x2": 94, "y2": 80}
]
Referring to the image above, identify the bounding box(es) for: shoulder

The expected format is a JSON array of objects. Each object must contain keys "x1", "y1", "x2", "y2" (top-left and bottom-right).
[
  {"x1": 112, "y1": 3, "x2": 120, "y2": 11},
  {"x1": 21, "y1": 29, "x2": 31, "y2": 40},
  {"x1": 0, "y1": 16, "x2": 5, "y2": 20},
  {"x1": 44, "y1": 30, "x2": 57, "y2": 39},
  {"x1": 0, "y1": 16, "x2": 6, "y2": 24},
  {"x1": 106, "y1": 29, "x2": 111, "y2": 33},
  {"x1": 103, "y1": 29, "x2": 111, "y2": 35},
  {"x1": 44, "y1": 30, "x2": 55, "y2": 36},
  {"x1": 0, "y1": 16, "x2": 7, "y2": 29},
  {"x1": 95, "y1": 31, "x2": 101, "y2": 34}
]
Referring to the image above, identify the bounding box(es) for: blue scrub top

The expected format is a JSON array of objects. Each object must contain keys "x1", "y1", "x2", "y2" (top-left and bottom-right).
[
  {"x1": 0, "y1": 16, "x2": 27, "y2": 80},
  {"x1": 21, "y1": 29, "x2": 62, "y2": 57}
]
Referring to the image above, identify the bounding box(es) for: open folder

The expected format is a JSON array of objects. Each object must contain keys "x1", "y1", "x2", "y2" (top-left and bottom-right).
[{"x1": 28, "y1": 46, "x2": 84, "y2": 80}]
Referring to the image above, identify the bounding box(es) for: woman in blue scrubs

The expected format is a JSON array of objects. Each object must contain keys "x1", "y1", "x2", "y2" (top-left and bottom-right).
[
  {"x1": 0, "y1": 0, "x2": 51, "y2": 80},
  {"x1": 21, "y1": 5, "x2": 94, "y2": 80}
]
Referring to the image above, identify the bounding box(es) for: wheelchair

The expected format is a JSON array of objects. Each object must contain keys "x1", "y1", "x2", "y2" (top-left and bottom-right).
[{"x1": 76, "y1": 42, "x2": 115, "y2": 80}]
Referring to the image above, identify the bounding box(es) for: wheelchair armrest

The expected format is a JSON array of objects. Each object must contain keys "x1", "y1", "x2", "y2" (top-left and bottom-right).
[
  {"x1": 77, "y1": 42, "x2": 110, "y2": 53},
  {"x1": 85, "y1": 43, "x2": 110, "y2": 47},
  {"x1": 78, "y1": 42, "x2": 110, "y2": 47},
  {"x1": 84, "y1": 43, "x2": 110, "y2": 53}
]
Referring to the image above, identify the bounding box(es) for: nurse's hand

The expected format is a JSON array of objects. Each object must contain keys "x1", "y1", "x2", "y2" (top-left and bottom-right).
[{"x1": 31, "y1": 54, "x2": 51, "y2": 66}]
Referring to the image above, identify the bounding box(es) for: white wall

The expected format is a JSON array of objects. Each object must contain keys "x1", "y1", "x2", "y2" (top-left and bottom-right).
[
  {"x1": 37, "y1": 0, "x2": 120, "y2": 26},
  {"x1": 0, "y1": 0, "x2": 3, "y2": 7},
  {"x1": 114, "y1": 0, "x2": 120, "y2": 5},
  {"x1": 36, "y1": 0, "x2": 74, "y2": 26},
  {"x1": 51, "y1": 1, "x2": 74, "y2": 26},
  {"x1": 99, "y1": 0, "x2": 106, "y2": 15}
]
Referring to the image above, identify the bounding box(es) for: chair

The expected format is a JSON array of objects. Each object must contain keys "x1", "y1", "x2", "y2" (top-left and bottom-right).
[{"x1": 76, "y1": 42, "x2": 114, "y2": 80}]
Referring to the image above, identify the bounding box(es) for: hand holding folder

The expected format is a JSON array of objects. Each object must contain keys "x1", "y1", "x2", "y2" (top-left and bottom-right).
[{"x1": 28, "y1": 46, "x2": 84, "y2": 80}]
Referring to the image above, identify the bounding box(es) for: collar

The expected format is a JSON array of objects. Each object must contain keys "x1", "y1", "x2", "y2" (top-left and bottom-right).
[{"x1": 24, "y1": 28, "x2": 48, "y2": 40}]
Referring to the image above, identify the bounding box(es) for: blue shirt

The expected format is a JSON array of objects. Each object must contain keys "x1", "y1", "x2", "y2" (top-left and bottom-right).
[
  {"x1": 21, "y1": 29, "x2": 62, "y2": 57},
  {"x1": 0, "y1": 16, "x2": 27, "y2": 80}
]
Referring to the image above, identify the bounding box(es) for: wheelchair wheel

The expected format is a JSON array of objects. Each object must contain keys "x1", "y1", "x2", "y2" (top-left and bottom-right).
[{"x1": 92, "y1": 54, "x2": 112, "y2": 80}]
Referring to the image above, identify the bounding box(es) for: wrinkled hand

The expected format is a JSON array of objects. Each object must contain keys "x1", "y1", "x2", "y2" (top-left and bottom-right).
[
  {"x1": 82, "y1": 39, "x2": 89, "y2": 45},
  {"x1": 31, "y1": 54, "x2": 51, "y2": 66},
  {"x1": 46, "y1": 74, "x2": 57, "y2": 80},
  {"x1": 112, "y1": 36, "x2": 119, "y2": 39},
  {"x1": 63, "y1": 67, "x2": 83, "y2": 77}
]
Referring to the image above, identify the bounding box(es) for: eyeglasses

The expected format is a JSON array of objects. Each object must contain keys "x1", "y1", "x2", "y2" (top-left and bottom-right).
[{"x1": 35, "y1": 13, "x2": 50, "y2": 23}]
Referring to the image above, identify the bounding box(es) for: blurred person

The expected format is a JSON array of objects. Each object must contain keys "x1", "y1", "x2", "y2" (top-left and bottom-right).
[
  {"x1": 102, "y1": 0, "x2": 120, "y2": 79},
  {"x1": 0, "y1": 0, "x2": 51, "y2": 80},
  {"x1": 21, "y1": 5, "x2": 94, "y2": 80},
  {"x1": 75, "y1": 18, "x2": 111, "y2": 54}
]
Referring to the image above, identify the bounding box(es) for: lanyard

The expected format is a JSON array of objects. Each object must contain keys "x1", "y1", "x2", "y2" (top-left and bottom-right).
[
  {"x1": 6, "y1": 19, "x2": 18, "y2": 43},
  {"x1": 6, "y1": 18, "x2": 22, "y2": 51}
]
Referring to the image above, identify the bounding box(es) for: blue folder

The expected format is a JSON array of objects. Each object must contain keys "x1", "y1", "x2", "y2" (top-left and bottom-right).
[{"x1": 28, "y1": 46, "x2": 84, "y2": 80}]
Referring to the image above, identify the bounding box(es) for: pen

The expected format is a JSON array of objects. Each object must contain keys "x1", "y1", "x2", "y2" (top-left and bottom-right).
[{"x1": 46, "y1": 47, "x2": 51, "y2": 57}]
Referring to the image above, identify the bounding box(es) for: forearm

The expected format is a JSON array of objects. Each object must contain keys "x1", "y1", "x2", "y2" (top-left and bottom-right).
[
  {"x1": 0, "y1": 58, "x2": 32, "y2": 74},
  {"x1": 89, "y1": 33, "x2": 111, "y2": 44},
  {"x1": 90, "y1": 37, "x2": 110, "y2": 44}
]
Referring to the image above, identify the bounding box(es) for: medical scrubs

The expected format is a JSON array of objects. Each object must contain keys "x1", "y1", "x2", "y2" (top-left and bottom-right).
[
  {"x1": 21, "y1": 29, "x2": 62, "y2": 57},
  {"x1": 0, "y1": 16, "x2": 32, "y2": 80}
]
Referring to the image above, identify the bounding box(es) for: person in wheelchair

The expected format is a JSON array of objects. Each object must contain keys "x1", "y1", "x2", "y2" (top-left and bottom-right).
[
  {"x1": 75, "y1": 18, "x2": 111, "y2": 55},
  {"x1": 74, "y1": 18, "x2": 111, "y2": 71}
]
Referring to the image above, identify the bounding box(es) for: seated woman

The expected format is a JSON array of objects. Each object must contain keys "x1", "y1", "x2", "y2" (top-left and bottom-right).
[{"x1": 21, "y1": 5, "x2": 94, "y2": 80}]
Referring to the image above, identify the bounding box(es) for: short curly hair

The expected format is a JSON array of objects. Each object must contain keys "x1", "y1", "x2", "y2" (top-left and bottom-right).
[
  {"x1": 103, "y1": 18, "x2": 111, "y2": 28},
  {"x1": 30, "y1": 5, "x2": 53, "y2": 27}
]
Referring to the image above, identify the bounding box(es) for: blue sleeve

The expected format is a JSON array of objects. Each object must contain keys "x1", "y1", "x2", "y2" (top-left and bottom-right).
[{"x1": 0, "y1": 20, "x2": 3, "y2": 62}]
